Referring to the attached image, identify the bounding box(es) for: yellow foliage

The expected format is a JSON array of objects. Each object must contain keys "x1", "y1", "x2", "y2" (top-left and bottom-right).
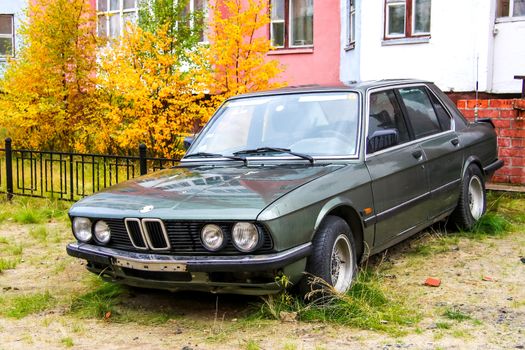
[
  {"x1": 0, "y1": 0, "x2": 98, "y2": 152},
  {"x1": 199, "y1": 0, "x2": 285, "y2": 109},
  {"x1": 0, "y1": 0, "x2": 285, "y2": 158}
]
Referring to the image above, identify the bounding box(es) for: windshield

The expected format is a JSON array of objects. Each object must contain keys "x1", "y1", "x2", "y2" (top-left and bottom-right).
[{"x1": 188, "y1": 92, "x2": 360, "y2": 158}]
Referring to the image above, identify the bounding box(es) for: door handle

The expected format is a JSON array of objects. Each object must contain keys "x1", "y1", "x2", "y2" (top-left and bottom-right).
[
  {"x1": 451, "y1": 138, "x2": 460, "y2": 146},
  {"x1": 412, "y1": 150, "x2": 423, "y2": 159}
]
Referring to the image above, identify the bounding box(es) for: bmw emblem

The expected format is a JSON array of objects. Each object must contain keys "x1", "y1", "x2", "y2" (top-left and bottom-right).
[{"x1": 139, "y1": 205, "x2": 154, "y2": 213}]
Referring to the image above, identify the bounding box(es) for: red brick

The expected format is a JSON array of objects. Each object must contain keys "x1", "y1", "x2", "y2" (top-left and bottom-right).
[
  {"x1": 500, "y1": 156, "x2": 512, "y2": 165},
  {"x1": 499, "y1": 129, "x2": 525, "y2": 138},
  {"x1": 497, "y1": 167, "x2": 525, "y2": 176},
  {"x1": 500, "y1": 148, "x2": 522, "y2": 157},
  {"x1": 492, "y1": 175, "x2": 510, "y2": 183},
  {"x1": 490, "y1": 99, "x2": 515, "y2": 108},
  {"x1": 510, "y1": 175, "x2": 525, "y2": 184},
  {"x1": 424, "y1": 278, "x2": 441, "y2": 287},
  {"x1": 512, "y1": 120, "x2": 525, "y2": 130},
  {"x1": 500, "y1": 110, "x2": 518, "y2": 118},
  {"x1": 511, "y1": 138, "x2": 525, "y2": 148},
  {"x1": 461, "y1": 109, "x2": 476, "y2": 119},
  {"x1": 466, "y1": 99, "x2": 489, "y2": 108},
  {"x1": 498, "y1": 137, "x2": 512, "y2": 148},
  {"x1": 492, "y1": 119, "x2": 511, "y2": 129},
  {"x1": 514, "y1": 99, "x2": 525, "y2": 110},
  {"x1": 456, "y1": 100, "x2": 467, "y2": 109},
  {"x1": 511, "y1": 157, "x2": 525, "y2": 166},
  {"x1": 478, "y1": 109, "x2": 500, "y2": 118}
]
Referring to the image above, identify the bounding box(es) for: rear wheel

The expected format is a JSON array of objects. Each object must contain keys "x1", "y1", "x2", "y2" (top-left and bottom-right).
[
  {"x1": 299, "y1": 216, "x2": 357, "y2": 297},
  {"x1": 450, "y1": 163, "x2": 486, "y2": 230}
]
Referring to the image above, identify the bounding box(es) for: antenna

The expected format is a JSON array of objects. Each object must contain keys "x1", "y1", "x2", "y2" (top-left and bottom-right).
[{"x1": 475, "y1": 55, "x2": 479, "y2": 121}]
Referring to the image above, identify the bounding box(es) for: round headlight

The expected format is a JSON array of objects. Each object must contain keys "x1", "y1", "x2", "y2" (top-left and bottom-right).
[
  {"x1": 94, "y1": 220, "x2": 111, "y2": 244},
  {"x1": 201, "y1": 224, "x2": 225, "y2": 251},
  {"x1": 232, "y1": 222, "x2": 261, "y2": 252},
  {"x1": 73, "y1": 217, "x2": 92, "y2": 242}
]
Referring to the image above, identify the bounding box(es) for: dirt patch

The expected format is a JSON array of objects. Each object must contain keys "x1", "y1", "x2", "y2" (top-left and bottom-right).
[{"x1": 0, "y1": 218, "x2": 524, "y2": 349}]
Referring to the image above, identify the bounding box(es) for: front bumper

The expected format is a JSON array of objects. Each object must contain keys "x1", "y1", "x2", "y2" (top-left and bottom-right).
[{"x1": 66, "y1": 242, "x2": 312, "y2": 294}]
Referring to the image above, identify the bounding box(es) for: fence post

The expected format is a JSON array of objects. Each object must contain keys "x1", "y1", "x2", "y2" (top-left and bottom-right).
[
  {"x1": 5, "y1": 138, "x2": 13, "y2": 201},
  {"x1": 139, "y1": 143, "x2": 147, "y2": 175}
]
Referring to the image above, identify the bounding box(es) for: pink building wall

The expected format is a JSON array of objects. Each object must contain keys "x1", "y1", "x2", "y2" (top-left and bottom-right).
[
  {"x1": 91, "y1": 0, "x2": 341, "y2": 86},
  {"x1": 263, "y1": 0, "x2": 341, "y2": 86}
]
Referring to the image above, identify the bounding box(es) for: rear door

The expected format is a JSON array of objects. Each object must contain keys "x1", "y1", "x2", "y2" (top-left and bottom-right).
[
  {"x1": 365, "y1": 89, "x2": 429, "y2": 248},
  {"x1": 396, "y1": 86, "x2": 463, "y2": 218}
]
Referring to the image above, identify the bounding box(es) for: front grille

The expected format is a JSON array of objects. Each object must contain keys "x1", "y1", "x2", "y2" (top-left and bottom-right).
[
  {"x1": 104, "y1": 219, "x2": 274, "y2": 255},
  {"x1": 142, "y1": 219, "x2": 170, "y2": 250},
  {"x1": 124, "y1": 218, "x2": 147, "y2": 249}
]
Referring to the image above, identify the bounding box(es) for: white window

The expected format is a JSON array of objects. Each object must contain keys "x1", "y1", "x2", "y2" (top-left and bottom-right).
[
  {"x1": 184, "y1": 0, "x2": 208, "y2": 43},
  {"x1": 346, "y1": 0, "x2": 356, "y2": 48},
  {"x1": 270, "y1": 0, "x2": 313, "y2": 48},
  {"x1": 97, "y1": 0, "x2": 138, "y2": 38},
  {"x1": 384, "y1": 0, "x2": 430, "y2": 39},
  {"x1": 497, "y1": 0, "x2": 525, "y2": 17},
  {"x1": 0, "y1": 14, "x2": 14, "y2": 57}
]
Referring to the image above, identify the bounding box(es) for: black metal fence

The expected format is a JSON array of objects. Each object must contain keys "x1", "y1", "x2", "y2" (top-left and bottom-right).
[{"x1": 0, "y1": 138, "x2": 180, "y2": 201}]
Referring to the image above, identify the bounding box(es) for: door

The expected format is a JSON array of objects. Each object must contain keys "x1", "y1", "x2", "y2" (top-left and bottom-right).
[
  {"x1": 396, "y1": 86, "x2": 463, "y2": 218},
  {"x1": 365, "y1": 89, "x2": 429, "y2": 248}
]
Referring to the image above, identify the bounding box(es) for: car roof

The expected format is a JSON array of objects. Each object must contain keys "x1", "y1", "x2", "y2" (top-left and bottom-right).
[{"x1": 228, "y1": 79, "x2": 432, "y2": 100}]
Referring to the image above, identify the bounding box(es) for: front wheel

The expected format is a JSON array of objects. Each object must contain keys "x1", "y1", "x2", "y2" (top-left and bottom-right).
[
  {"x1": 450, "y1": 163, "x2": 486, "y2": 230},
  {"x1": 299, "y1": 216, "x2": 357, "y2": 297}
]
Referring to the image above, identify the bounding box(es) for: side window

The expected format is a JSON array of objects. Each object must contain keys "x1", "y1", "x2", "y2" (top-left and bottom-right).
[
  {"x1": 368, "y1": 90, "x2": 410, "y2": 153},
  {"x1": 427, "y1": 89, "x2": 452, "y2": 130},
  {"x1": 398, "y1": 86, "x2": 441, "y2": 138}
]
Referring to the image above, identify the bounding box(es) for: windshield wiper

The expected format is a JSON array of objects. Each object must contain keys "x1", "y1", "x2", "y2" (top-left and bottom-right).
[
  {"x1": 233, "y1": 147, "x2": 314, "y2": 164},
  {"x1": 184, "y1": 152, "x2": 246, "y2": 163}
]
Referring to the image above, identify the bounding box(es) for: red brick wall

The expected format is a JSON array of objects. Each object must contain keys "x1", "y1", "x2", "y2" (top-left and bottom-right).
[{"x1": 456, "y1": 99, "x2": 525, "y2": 185}]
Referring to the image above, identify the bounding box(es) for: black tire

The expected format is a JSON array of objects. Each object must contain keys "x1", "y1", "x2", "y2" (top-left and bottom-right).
[
  {"x1": 298, "y1": 215, "x2": 357, "y2": 298},
  {"x1": 449, "y1": 163, "x2": 486, "y2": 230}
]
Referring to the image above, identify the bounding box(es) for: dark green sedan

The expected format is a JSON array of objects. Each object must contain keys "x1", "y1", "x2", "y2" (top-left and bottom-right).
[{"x1": 67, "y1": 80, "x2": 503, "y2": 295}]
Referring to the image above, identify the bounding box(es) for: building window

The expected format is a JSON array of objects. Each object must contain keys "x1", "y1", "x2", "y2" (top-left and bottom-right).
[
  {"x1": 0, "y1": 14, "x2": 14, "y2": 57},
  {"x1": 497, "y1": 0, "x2": 525, "y2": 17},
  {"x1": 384, "y1": 0, "x2": 430, "y2": 39},
  {"x1": 346, "y1": 0, "x2": 356, "y2": 48},
  {"x1": 270, "y1": 0, "x2": 313, "y2": 48},
  {"x1": 184, "y1": 0, "x2": 208, "y2": 42},
  {"x1": 97, "y1": 0, "x2": 138, "y2": 38}
]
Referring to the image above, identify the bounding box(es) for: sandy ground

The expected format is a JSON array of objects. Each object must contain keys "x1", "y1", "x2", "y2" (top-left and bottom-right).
[{"x1": 0, "y1": 219, "x2": 524, "y2": 350}]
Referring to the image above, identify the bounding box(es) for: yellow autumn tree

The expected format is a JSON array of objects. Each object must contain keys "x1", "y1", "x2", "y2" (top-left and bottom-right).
[
  {"x1": 0, "y1": 0, "x2": 99, "y2": 151},
  {"x1": 200, "y1": 0, "x2": 285, "y2": 110},
  {"x1": 96, "y1": 23, "x2": 208, "y2": 158}
]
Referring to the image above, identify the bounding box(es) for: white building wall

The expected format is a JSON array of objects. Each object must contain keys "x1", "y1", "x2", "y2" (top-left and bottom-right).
[
  {"x1": 492, "y1": 18, "x2": 525, "y2": 93},
  {"x1": 357, "y1": 0, "x2": 494, "y2": 92},
  {"x1": 0, "y1": 0, "x2": 26, "y2": 76}
]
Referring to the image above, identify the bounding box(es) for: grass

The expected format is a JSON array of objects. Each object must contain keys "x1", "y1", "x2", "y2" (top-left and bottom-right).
[
  {"x1": 255, "y1": 269, "x2": 419, "y2": 336},
  {"x1": 0, "y1": 257, "x2": 20, "y2": 272},
  {"x1": 0, "y1": 197, "x2": 70, "y2": 225},
  {"x1": 0, "y1": 292, "x2": 54, "y2": 319},
  {"x1": 61, "y1": 337, "x2": 74, "y2": 347},
  {"x1": 443, "y1": 308, "x2": 471, "y2": 321},
  {"x1": 70, "y1": 281, "x2": 124, "y2": 319}
]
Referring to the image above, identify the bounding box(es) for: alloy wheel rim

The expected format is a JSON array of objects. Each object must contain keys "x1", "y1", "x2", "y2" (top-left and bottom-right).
[
  {"x1": 330, "y1": 234, "x2": 353, "y2": 293},
  {"x1": 468, "y1": 175, "x2": 484, "y2": 220}
]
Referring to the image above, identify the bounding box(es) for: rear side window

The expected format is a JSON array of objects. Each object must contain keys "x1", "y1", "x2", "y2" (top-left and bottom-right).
[
  {"x1": 398, "y1": 87, "x2": 442, "y2": 139},
  {"x1": 427, "y1": 90, "x2": 452, "y2": 130},
  {"x1": 367, "y1": 90, "x2": 410, "y2": 153}
]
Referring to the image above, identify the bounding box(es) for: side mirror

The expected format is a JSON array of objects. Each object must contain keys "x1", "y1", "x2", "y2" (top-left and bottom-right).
[
  {"x1": 367, "y1": 128, "x2": 399, "y2": 154},
  {"x1": 183, "y1": 136, "x2": 194, "y2": 150}
]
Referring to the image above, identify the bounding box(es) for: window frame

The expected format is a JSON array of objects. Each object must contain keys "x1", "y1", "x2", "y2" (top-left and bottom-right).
[
  {"x1": 0, "y1": 14, "x2": 15, "y2": 58},
  {"x1": 384, "y1": 0, "x2": 431, "y2": 41},
  {"x1": 346, "y1": 0, "x2": 356, "y2": 49},
  {"x1": 365, "y1": 84, "x2": 455, "y2": 157},
  {"x1": 269, "y1": 0, "x2": 314, "y2": 49},
  {"x1": 96, "y1": 0, "x2": 138, "y2": 38},
  {"x1": 497, "y1": 0, "x2": 525, "y2": 18}
]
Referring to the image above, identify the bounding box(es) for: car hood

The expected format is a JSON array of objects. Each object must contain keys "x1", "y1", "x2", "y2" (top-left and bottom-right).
[{"x1": 69, "y1": 163, "x2": 345, "y2": 220}]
